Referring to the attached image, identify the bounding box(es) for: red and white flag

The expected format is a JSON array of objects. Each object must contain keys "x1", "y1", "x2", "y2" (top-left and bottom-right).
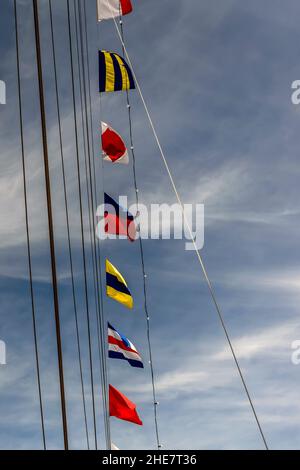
[
  {"x1": 97, "y1": 0, "x2": 133, "y2": 21},
  {"x1": 101, "y1": 122, "x2": 129, "y2": 165}
]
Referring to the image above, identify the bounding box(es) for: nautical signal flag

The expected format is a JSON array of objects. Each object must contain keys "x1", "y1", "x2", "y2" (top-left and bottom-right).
[
  {"x1": 104, "y1": 193, "x2": 136, "y2": 242},
  {"x1": 108, "y1": 322, "x2": 143, "y2": 368},
  {"x1": 97, "y1": 0, "x2": 133, "y2": 21},
  {"x1": 109, "y1": 385, "x2": 143, "y2": 426},
  {"x1": 101, "y1": 122, "x2": 129, "y2": 164},
  {"x1": 106, "y1": 259, "x2": 133, "y2": 309},
  {"x1": 99, "y1": 50, "x2": 135, "y2": 93}
]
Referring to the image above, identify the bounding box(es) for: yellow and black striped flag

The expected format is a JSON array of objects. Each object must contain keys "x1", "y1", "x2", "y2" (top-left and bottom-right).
[
  {"x1": 99, "y1": 50, "x2": 135, "y2": 93},
  {"x1": 106, "y1": 259, "x2": 133, "y2": 309}
]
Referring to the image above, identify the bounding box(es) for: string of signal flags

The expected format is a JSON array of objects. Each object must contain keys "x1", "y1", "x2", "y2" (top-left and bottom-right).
[
  {"x1": 97, "y1": 0, "x2": 161, "y2": 449},
  {"x1": 98, "y1": 0, "x2": 269, "y2": 452}
]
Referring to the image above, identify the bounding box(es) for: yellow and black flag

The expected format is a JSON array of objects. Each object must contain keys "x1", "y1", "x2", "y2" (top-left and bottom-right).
[
  {"x1": 99, "y1": 50, "x2": 135, "y2": 93},
  {"x1": 106, "y1": 259, "x2": 133, "y2": 309}
]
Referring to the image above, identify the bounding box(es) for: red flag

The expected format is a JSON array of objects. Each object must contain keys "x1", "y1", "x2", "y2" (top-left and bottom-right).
[
  {"x1": 120, "y1": 0, "x2": 133, "y2": 15},
  {"x1": 104, "y1": 213, "x2": 136, "y2": 242},
  {"x1": 109, "y1": 385, "x2": 143, "y2": 425},
  {"x1": 101, "y1": 122, "x2": 129, "y2": 164},
  {"x1": 104, "y1": 193, "x2": 136, "y2": 242}
]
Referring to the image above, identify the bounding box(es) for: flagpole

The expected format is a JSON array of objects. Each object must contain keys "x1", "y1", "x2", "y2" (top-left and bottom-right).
[{"x1": 32, "y1": 0, "x2": 69, "y2": 450}]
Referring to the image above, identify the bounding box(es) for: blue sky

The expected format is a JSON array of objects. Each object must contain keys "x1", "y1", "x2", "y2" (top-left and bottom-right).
[{"x1": 1, "y1": 0, "x2": 300, "y2": 450}]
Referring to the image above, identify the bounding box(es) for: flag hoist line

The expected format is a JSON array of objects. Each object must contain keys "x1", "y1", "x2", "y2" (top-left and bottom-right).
[
  {"x1": 97, "y1": 1, "x2": 162, "y2": 449},
  {"x1": 109, "y1": 6, "x2": 269, "y2": 451},
  {"x1": 118, "y1": 9, "x2": 162, "y2": 450},
  {"x1": 77, "y1": 0, "x2": 111, "y2": 449}
]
